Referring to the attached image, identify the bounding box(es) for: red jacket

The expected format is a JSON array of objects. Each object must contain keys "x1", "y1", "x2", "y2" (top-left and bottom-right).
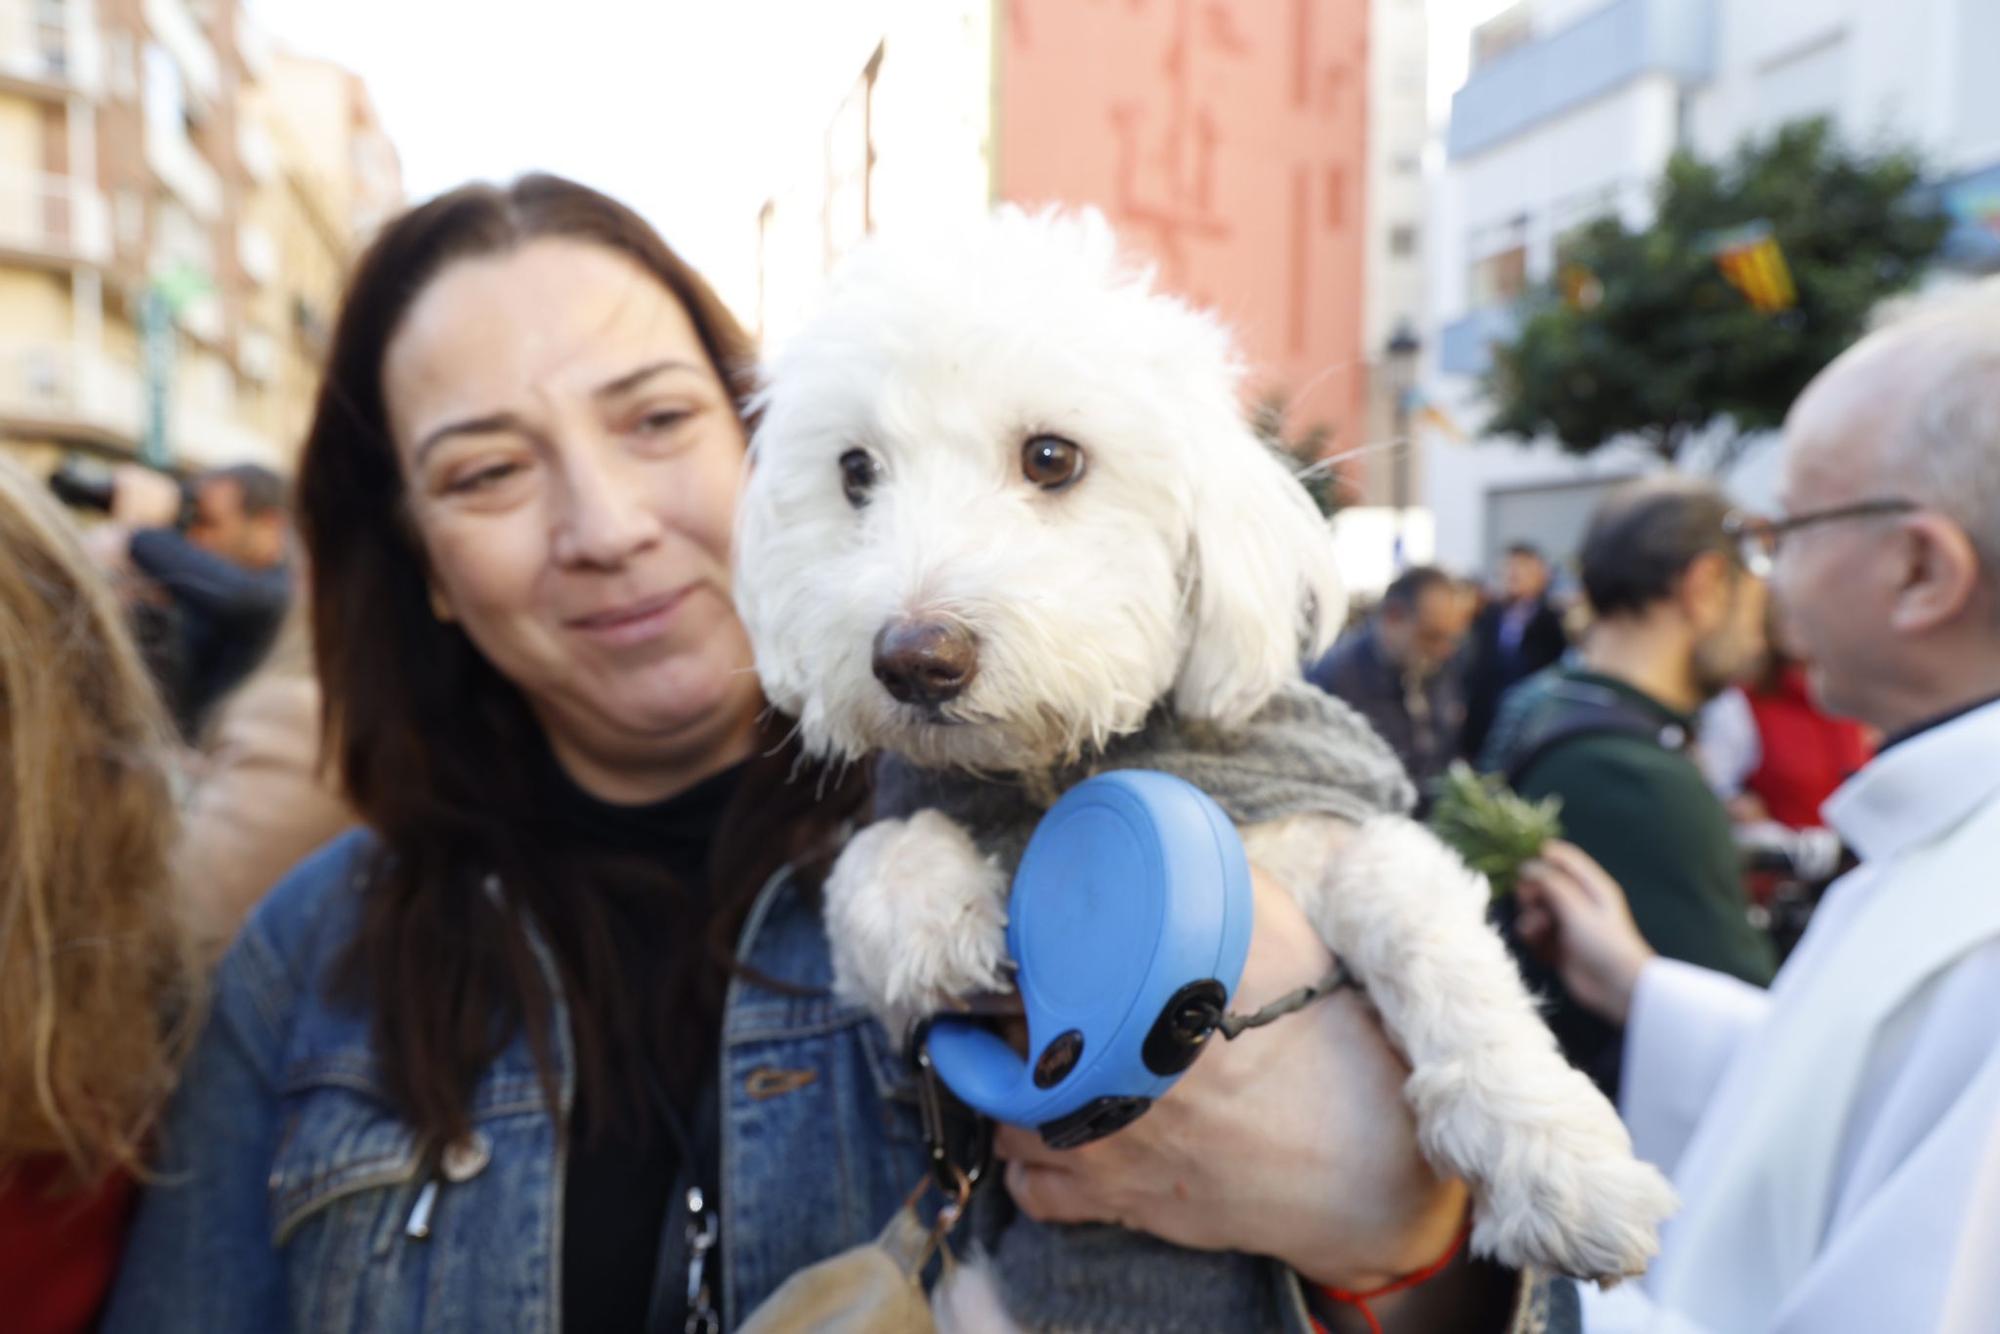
[
  {"x1": 0, "y1": 1158, "x2": 134, "y2": 1333},
  {"x1": 1745, "y1": 665, "x2": 1874, "y2": 829}
]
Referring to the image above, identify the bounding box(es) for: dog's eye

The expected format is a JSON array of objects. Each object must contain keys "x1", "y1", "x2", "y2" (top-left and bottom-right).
[
  {"x1": 839, "y1": 448, "x2": 879, "y2": 508},
  {"x1": 1021, "y1": 434, "x2": 1085, "y2": 491}
]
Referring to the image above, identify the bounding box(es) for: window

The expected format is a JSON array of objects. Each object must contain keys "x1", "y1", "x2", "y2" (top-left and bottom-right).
[
  {"x1": 1471, "y1": 245, "x2": 1528, "y2": 307},
  {"x1": 105, "y1": 32, "x2": 138, "y2": 100},
  {"x1": 114, "y1": 188, "x2": 145, "y2": 250},
  {"x1": 144, "y1": 43, "x2": 186, "y2": 138},
  {"x1": 1390, "y1": 224, "x2": 1420, "y2": 258},
  {"x1": 1469, "y1": 214, "x2": 1531, "y2": 307},
  {"x1": 1470, "y1": 6, "x2": 1532, "y2": 71},
  {"x1": 33, "y1": 0, "x2": 67, "y2": 76}
]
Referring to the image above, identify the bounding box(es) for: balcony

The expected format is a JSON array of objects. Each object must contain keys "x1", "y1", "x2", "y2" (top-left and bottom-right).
[
  {"x1": 1438, "y1": 305, "x2": 1520, "y2": 379},
  {"x1": 0, "y1": 170, "x2": 112, "y2": 268},
  {"x1": 0, "y1": 339, "x2": 280, "y2": 465},
  {"x1": 0, "y1": 341, "x2": 144, "y2": 448},
  {"x1": 143, "y1": 0, "x2": 219, "y2": 103},
  {"x1": 1449, "y1": 0, "x2": 1715, "y2": 160},
  {"x1": 146, "y1": 117, "x2": 223, "y2": 221},
  {"x1": 0, "y1": 0, "x2": 103, "y2": 98}
]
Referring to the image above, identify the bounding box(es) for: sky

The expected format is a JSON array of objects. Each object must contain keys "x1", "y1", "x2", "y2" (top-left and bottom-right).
[{"x1": 249, "y1": 0, "x2": 1518, "y2": 317}]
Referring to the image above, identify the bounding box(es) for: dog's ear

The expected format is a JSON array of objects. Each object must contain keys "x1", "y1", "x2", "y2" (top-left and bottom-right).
[{"x1": 1173, "y1": 414, "x2": 1344, "y2": 729}]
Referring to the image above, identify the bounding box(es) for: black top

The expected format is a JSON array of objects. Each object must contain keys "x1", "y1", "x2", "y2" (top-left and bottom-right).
[
  {"x1": 127, "y1": 527, "x2": 290, "y2": 739},
  {"x1": 537, "y1": 751, "x2": 743, "y2": 1333}
]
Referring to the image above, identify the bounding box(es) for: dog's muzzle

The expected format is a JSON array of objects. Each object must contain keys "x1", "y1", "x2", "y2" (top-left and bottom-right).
[{"x1": 872, "y1": 618, "x2": 979, "y2": 708}]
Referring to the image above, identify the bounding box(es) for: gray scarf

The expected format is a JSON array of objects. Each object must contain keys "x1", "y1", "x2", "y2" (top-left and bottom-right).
[{"x1": 874, "y1": 679, "x2": 1415, "y2": 1332}]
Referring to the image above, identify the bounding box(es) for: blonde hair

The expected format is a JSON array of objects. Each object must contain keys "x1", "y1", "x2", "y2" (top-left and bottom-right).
[{"x1": 0, "y1": 455, "x2": 196, "y2": 1182}]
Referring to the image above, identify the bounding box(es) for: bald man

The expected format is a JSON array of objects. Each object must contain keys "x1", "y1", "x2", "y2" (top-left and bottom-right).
[{"x1": 1515, "y1": 282, "x2": 2000, "y2": 1334}]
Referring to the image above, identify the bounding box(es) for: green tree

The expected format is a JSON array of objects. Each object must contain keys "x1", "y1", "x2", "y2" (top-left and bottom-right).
[
  {"x1": 1484, "y1": 119, "x2": 1949, "y2": 463},
  {"x1": 1251, "y1": 388, "x2": 1343, "y2": 517}
]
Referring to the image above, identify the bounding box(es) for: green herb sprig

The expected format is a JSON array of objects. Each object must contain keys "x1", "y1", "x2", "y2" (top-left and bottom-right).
[{"x1": 1427, "y1": 762, "x2": 1564, "y2": 900}]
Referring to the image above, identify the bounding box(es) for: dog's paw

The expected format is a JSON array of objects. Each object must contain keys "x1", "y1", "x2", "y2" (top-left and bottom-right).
[
  {"x1": 825, "y1": 811, "x2": 1011, "y2": 1031},
  {"x1": 1473, "y1": 1136, "x2": 1677, "y2": 1286},
  {"x1": 1410, "y1": 1058, "x2": 1677, "y2": 1284}
]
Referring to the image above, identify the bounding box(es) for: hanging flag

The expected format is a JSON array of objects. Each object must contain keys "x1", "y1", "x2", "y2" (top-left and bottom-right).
[
  {"x1": 1709, "y1": 221, "x2": 1797, "y2": 313},
  {"x1": 1406, "y1": 385, "x2": 1466, "y2": 442},
  {"x1": 1559, "y1": 263, "x2": 1603, "y2": 310},
  {"x1": 1414, "y1": 401, "x2": 1466, "y2": 441}
]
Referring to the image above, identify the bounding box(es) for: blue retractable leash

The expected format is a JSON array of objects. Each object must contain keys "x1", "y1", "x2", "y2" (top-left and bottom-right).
[{"x1": 913, "y1": 771, "x2": 1352, "y2": 1194}]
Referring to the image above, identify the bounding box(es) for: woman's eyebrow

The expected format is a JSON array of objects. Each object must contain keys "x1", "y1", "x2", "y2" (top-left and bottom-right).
[
  {"x1": 595, "y1": 358, "x2": 704, "y2": 400},
  {"x1": 414, "y1": 411, "x2": 525, "y2": 467},
  {"x1": 413, "y1": 360, "x2": 704, "y2": 464}
]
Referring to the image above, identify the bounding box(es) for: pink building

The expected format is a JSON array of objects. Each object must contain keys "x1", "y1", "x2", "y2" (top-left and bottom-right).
[{"x1": 996, "y1": 0, "x2": 1373, "y2": 457}]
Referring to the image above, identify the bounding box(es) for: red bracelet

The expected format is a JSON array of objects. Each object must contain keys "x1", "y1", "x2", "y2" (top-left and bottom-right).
[{"x1": 1309, "y1": 1214, "x2": 1474, "y2": 1334}]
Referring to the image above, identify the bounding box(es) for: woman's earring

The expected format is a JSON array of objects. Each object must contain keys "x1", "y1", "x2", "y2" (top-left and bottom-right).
[{"x1": 428, "y1": 585, "x2": 455, "y2": 623}]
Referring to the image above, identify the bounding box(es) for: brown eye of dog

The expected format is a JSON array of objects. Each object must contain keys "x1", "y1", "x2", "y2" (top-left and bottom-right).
[
  {"x1": 840, "y1": 448, "x2": 879, "y2": 508},
  {"x1": 1022, "y1": 434, "x2": 1085, "y2": 491}
]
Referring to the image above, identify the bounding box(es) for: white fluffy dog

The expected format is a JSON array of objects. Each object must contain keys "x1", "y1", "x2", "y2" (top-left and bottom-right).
[{"x1": 735, "y1": 209, "x2": 1674, "y2": 1316}]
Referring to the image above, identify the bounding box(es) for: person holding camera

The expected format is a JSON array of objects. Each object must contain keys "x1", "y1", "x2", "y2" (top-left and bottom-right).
[{"x1": 90, "y1": 461, "x2": 293, "y2": 739}]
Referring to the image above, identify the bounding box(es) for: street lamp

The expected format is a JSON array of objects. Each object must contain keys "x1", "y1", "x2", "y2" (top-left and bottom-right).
[{"x1": 1385, "y1": 322, "x2": 1422, "y2": 567}]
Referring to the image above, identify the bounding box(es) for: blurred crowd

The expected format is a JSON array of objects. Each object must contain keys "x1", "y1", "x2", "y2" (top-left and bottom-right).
[
  {"x1": 1312, "y1": 493, "x2": 1867, "y2": 981},
  {"x1": 1, "y1": 175, "x2": 1996, "y2": 1334}
]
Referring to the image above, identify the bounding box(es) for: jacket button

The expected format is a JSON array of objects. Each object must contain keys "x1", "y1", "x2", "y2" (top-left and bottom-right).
[{"x1": 441, "y1": 1131, "x2": 491, "y2": 1182}]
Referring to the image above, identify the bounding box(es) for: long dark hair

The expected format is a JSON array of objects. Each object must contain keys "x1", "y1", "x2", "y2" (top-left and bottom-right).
[{"x1": 296, "y1": 175, "x2": 863, "y2": 1151}]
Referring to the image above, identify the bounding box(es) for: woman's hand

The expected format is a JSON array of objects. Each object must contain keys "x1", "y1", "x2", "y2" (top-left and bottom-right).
[
  {"x1": 994, "y1": 866, "x2": 1469, "y2": 1294},
  {"x1": 1513, "y1": 840, "x2": 1655, "y2": 1025}
]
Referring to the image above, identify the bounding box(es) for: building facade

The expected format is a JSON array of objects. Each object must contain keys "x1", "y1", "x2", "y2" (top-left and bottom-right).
[
  {"x1": 750, "y1": 0, "x2": 1426, "y2": 506},
  {"x1": 0, "y1": 0, "x2": 398, "y2": 480},
  {"x1": 1424, "y1": 0, "x2": 2000, "y2": 580}
]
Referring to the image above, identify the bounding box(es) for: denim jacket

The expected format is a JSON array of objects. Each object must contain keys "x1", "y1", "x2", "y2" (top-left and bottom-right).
[
  {"x1": 103, "y1": 829, "x2": 932, "y2": 1332},
  {"x1": 105, "y1": 830, "x2": 1575, "y2": 1333}
]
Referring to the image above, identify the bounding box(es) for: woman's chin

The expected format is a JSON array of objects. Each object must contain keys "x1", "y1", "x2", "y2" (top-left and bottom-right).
[{"x1": 618, "y1": 669, "x2": 759, "y2": 745}]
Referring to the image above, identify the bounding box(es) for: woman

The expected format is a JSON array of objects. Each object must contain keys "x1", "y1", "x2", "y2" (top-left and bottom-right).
[
  {"x1": 0, "y1": 457, "x2": 197, "y2": 1333},
  {"x1": 106, "y1": 176, "x2": 1551, "y2": 1332}
]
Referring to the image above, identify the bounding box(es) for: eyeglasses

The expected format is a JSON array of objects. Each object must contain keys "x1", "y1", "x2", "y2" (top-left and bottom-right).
[{"x1": 1724, "y1": 498, "x2": 1919, "y2": 578}]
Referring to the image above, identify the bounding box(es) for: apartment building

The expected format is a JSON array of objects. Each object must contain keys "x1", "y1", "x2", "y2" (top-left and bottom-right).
[
  {"x1": 1423, "y1": 0, "x2": 2000, "y2": 577},
  {"x1": 0, "y1": 0, "x2": 398, "y2": 479},
  {"x1": 750, "y1": 0, "x2": 1428, "y2": 505}
]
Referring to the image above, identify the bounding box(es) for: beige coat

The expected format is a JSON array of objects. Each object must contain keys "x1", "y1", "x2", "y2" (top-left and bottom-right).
[{"x1": 178, "y1": 671, "x2": 353, "y2": 961}]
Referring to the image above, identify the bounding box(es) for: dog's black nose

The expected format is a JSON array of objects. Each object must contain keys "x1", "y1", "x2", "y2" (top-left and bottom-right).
[{"x1": 873, "y1": 619, "x2": 978, "y2": 706}]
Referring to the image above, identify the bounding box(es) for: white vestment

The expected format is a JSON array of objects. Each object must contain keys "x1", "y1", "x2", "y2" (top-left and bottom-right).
[{"x1": 1583, "y1": 700, "x2": 2000, "y2": 1333}]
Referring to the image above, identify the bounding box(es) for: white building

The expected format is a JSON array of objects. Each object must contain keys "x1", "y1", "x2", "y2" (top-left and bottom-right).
[
  {"x1": 1423, "y1": 0, "x2": 2000, "y2": 580},
  {"x1": 1356, "y1": 0, "x2": 1432, "y2": 503}
]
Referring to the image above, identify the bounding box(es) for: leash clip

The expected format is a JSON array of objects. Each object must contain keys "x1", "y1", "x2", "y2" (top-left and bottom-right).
[{"x1": 911, "y1": 1021, "x2": 994, "y2": 1197}]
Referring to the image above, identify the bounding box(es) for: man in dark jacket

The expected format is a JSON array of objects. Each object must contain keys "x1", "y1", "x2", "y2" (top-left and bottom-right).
[
  {"x1": 108, "y1": 463, "x2": 292, "y2": 738},
  {"x1": 1307, "y1": 565, "x2": 1470, "y2": 804},
  {"x1": 1461, "y1": 543, "x2": 1569, "y2": 761},
  {"x1": 1482, "y1": 477, "x2": 1775, "y2": 1095}
]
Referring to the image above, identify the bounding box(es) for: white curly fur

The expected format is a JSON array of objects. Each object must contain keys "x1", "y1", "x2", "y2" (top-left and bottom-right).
[
  {"x1": 824, "y1": 811, "x2": 1012, "y2": 1034},
  {"x1": 733, "y1": 208, "x2": 1676, "y2": 1306},
  {"x1": 1246, "y1": 815, "x2": 1678, "y2": 1281},
  {"x1": 735, "y1": 206, "x2": 1343, "y2": 773}
]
